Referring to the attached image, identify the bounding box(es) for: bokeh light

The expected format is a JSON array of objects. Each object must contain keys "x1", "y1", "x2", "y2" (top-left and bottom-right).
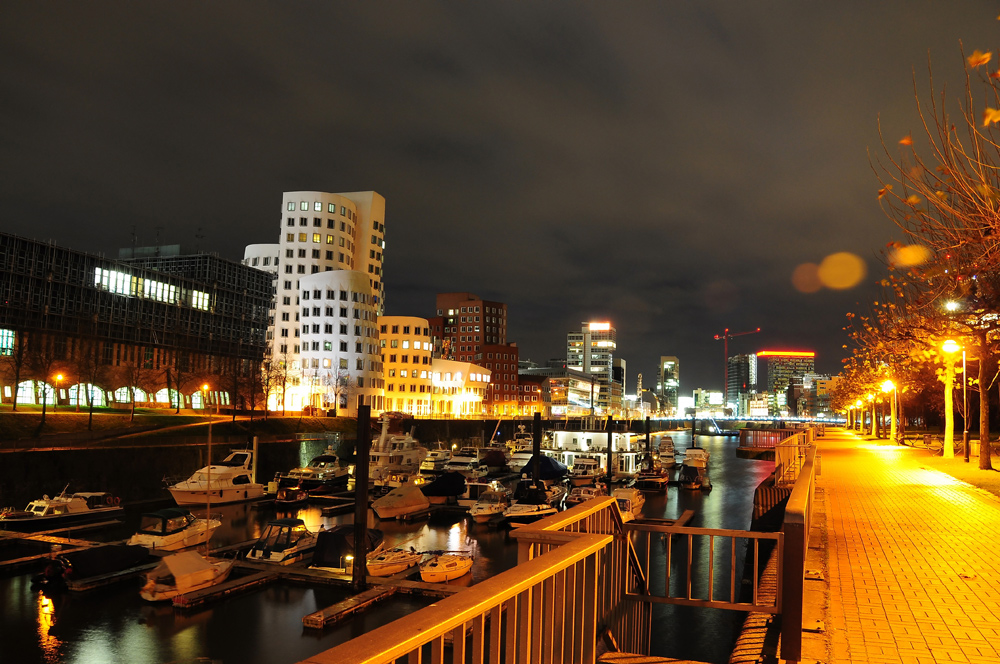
[
  {"x1": 818, "y1": 252, "x2": 866, "y2": 290},
  {"x1": 889, "y1": 244, "x2": 931, "y2": 267},
  {"x1": 791, "y1": 263, "x2": 822, "y2": 293}
]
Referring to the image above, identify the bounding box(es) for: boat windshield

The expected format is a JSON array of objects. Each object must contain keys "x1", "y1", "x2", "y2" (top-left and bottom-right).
[
  {"x1": 477, "y1": 493, "x2": 502, "y2": 505},
  {"x1": 309, "y1": 458, "x2": 337, "y2": 469},
  {"x1": 28, "y1": 502, "x2": 49, "y2": 515}
]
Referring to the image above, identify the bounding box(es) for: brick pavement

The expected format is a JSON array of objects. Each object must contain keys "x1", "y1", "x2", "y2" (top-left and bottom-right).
[{"x1": 818, "y1": 428, "x2": 1000, "y2": 664}]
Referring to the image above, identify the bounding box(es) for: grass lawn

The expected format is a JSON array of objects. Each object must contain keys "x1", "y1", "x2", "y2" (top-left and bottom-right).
[{"x1": 916, "y1": 451, "x2": 1000, "y2": 499}]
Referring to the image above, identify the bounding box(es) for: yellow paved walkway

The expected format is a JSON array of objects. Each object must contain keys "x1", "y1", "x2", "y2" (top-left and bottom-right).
[{"x1": 819, "y1": 428, "x2": 1000, "y2": 664}]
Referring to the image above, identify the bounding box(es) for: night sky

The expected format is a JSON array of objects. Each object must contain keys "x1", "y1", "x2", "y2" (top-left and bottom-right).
[{"x1": 2, "y1": 2, "x2": 997, "y2": 393}]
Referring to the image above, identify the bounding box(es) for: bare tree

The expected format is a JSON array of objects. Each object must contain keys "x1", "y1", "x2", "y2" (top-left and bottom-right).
[{"x1": 0, "y1": 328, "x2": 28, "y2": 411}]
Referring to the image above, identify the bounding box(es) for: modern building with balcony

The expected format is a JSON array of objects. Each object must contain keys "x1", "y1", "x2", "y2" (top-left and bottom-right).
[{"x1": 567, "y1": 322, "x2": 620, "y2": 415}]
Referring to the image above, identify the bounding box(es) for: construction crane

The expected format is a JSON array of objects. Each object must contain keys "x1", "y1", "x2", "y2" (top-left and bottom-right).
[{"x1": 714, "y1": 327, "x2": 761, "y2": 406}]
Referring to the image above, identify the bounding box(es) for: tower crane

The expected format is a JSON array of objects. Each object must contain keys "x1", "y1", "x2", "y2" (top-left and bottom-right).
[{"x1": 713, "y1": 327, "x2": 761, "y2": 407}]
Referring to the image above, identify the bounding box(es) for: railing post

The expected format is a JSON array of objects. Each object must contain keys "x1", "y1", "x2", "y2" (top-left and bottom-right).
[{"x1": 780, "y1": 515, "x2": 804, "y2": 662}]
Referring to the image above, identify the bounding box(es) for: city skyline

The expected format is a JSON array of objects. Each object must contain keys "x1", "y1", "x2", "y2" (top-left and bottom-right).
[{"x1": 3, "y1": 3, "x2": 996, "y2": 389}]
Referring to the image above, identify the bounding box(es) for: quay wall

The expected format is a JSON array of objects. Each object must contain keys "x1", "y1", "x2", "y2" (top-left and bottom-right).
[{"x1": 0, "y1": 439, "x2": 330, "y2": 509}]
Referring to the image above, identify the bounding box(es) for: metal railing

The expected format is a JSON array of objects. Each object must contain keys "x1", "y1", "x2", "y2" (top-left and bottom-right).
[
  {"x1": 302, "y1": 499, "x2": 639, "y2": 664},
  {"x1": 778, "y1": 442, "x2": 818, "y2": 662},
  {"x1": 738, "y1": 428, "x2": 800, "y2": 449},
  {"x1": 774, "y1": 433, "x2": 811, "y2": 488}
]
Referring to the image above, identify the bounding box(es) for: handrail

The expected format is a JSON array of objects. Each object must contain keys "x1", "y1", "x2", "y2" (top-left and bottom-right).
[
  {"x1": 779, "y1": 444, "x2": 817, "y2": 662},
  {"x1": 301, "y1": 533, "x2": 612, "y2": 664}
]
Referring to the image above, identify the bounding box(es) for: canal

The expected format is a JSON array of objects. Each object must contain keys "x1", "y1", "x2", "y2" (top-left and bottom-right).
[{"x1": 0, "y1": 431, "x2": 774, "y2": 664}]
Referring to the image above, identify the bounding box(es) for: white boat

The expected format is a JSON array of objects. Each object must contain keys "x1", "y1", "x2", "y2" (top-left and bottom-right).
[
  {"x1": 568, "y1": 457, "x2": 603, "y2": 486},
  {"x1": 565, "y1": 485, "x2": 607, "y2": 507},
  {"x1": 368, "y1": 422, "x2": 428, "y2": 489},
  {"x1": 503, "y1": 484, "x2": 564, "y2": 526},
  {"x1": 612, "y1": 487, "x2": 645, "y2": 522},
  {"x1": 372, "y1": 482, "x2": 431, "y2": 520},
  {"x1": 0, "y1": 487, "x2": 124, "y2": 531},
  {"x1": 444, "y1": 456, "x2": 488, "y2": 479},
  {"x1": 458, "y1": 480, "x2": 506, "y2": 509},
  {"x1": 545, "y1": 430, "x2": 641, "y2": 481},
  {"x1": 683, "y1": 447, "x2": 709, "y2": 469},
  {"x1": 420, "y1": 553, "x2": 473, "y2": 582},
  {"x1": 678, "y1": 463, "x2": 709, "y2": 490},
  {"x1": 246, "y1": 518, "x2": 317, "y2": 565},
  {"x1": 468, "y1": 488, "x2": 511, "y2": 523},
  {"x1": 168, "y1": 450, "x2": 265, "y2": 505},
  {"x1": 128, "y1": 508, "x2": 221, "y2": 551},
  {"x1": 419, "y1": 445, "x2": 452, "y2": 474},
  {"x1": 366, "y1": 547, "x2": 423, "y2": 577},
  {"x1": 277, "y1": 446, "x2": 349, "y2": 491},
  {"x1": 508, "y1": 445, "x2": 534, "y2": 474},
  {"x1": 140, "y1": 550, "x2": 235, "y2": 602}
]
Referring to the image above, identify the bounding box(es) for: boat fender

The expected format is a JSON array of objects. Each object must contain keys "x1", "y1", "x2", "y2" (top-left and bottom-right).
[
  {"x1": 106, "y1": 496, "x2": 114, "y2": 505},
  {"x1": 113, "y1": 497, "x2": 121, "y2": 506}
]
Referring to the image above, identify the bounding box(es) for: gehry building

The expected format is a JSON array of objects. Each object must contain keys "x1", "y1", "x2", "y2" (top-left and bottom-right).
[{"x1": 243, "y1": 191, "x2": 386, "y2": 415}]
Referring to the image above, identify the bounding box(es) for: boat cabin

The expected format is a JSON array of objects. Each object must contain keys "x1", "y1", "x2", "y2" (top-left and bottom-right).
[{"x1": 136, "y1": 509, "x2": 196, "y2": 536}]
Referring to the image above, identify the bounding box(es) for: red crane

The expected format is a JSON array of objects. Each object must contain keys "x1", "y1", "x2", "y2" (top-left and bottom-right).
[{"x1": 714, "y1": 327, "x2": 761, "y2": 406}]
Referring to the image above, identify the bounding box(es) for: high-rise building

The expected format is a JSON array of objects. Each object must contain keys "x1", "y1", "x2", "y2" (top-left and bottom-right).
[
  {"x1": 567, "y1": 322, "x2": 619, "y2": 415},
  {"x1": 757, "y1": 350, "x2": 816, "y2": 416},
  {"x1": 243, "y1": 190, "x2": 386, "y2": 416},
  {"x1": 655, "y1": 356, "x2": 679, "y2": 415},
  {"x1": 432, "y1": 292, "x2": 506, "y2": 363},
  {"x1": 726, "y1": 353, "x2": 757, "y2": 414}
]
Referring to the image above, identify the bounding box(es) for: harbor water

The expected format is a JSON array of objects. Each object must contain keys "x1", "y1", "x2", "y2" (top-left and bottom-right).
[{"x1": 0, "y1": 431, "x2": 774, "y2": 664}]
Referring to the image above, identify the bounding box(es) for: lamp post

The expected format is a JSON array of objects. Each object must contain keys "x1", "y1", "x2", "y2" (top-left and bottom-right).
[
  {"x1": 942, "y1": 340, "x2": 960, "y2": 458},
  {"x1": 881, "y1": 380, "x2": 897, "y2": 443},
  {"x1": 854, "y1": 399, "x2": 863, "y2": 431},
  {"x1": 962, "y1": 350, "x2": 970, "y2": 463},
  {"x1": 54, "y1": 374, "x2": 63, "y2": 412},
  {"x1": 867, "y1": 393, "x2": 876, "y2": 437},
  {"x1": 202, "y1": 383, "x2": 212, "y2": 520}
]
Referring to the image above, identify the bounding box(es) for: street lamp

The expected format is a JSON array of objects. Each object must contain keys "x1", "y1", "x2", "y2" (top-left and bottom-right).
[
  {"x1": 54, "y1": 374, "x2": 63, "y2": 412},
  {"x1": 202, "y1": 383, "x2": 213, "y2": 520},
  {"x1": 942, "y1": 340, "x2": 961, "y2": 458}
]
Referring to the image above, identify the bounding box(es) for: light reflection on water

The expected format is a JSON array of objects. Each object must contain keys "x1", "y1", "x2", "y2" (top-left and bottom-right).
[{"x1": 2, "y1": 430, "x2": 772, "y2": 664}]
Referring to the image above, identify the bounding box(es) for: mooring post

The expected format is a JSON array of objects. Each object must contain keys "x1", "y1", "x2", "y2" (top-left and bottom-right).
[
  {"x1": 531, "y1": 412, "x2": 542, "y2": 488},
  {"x1": 353, "y1": 405, "x2": 371, "y2": 591},
  {"x1": 605, "y1": 415, "x2": 614, "y2": 495}
]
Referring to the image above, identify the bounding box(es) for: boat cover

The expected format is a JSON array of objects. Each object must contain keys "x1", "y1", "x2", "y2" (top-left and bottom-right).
[
  {"x1": 311, "y1": 526, "x2": 384, "y2": 567},
  {"x1": 161, "y1": 551, "x2": 219, "y2": 590},
  {"x1": 521, "y1": 455, "x2": 568, "y2": 480}
]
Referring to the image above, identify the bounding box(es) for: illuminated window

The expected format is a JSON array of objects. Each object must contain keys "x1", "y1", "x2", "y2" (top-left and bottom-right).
[
  {"x1": 312, "y1": 233, "x2": 320, "y2": 243},
  {"x1": 314, "y1": 201, "x2": 322, "y2": 211},
  {"x1": 299, "y1": 233, "x2": 307, "y2": 242},
  {"x1": 287, "y1": 202, "x2": 295, "y2": 211},
  {"x1": 300, "y1": 201, "x2": 308, "y2": 211}
]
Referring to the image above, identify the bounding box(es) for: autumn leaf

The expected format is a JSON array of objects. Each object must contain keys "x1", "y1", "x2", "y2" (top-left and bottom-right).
[
  {"x1": 935, "y1": 191, "x2": 948, "y2": 200},
  {"x1": 984, "y1": 108, "x2": 1000, "y2": 127},
  {"x1": 878, "y1": 184, "x2": 893, "y2": 199},
  {"x1": 991, "y1": 70, "x2": 1000, "y2": 80},
  {"x1": 968, "y1": 50, "x2": 992, "y2": 68},
  {"x1": 899, "y1": 134, "x2": 913, "y2": 145},
  {"x1": 906, "y1": 195, "x2": 921, "y2": 206}
]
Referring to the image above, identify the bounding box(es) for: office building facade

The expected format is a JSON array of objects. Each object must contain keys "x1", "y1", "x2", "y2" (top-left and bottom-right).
[
  {"x1": 567, "y1": 322, "x2": 620, "y2": 415},
  {"x1": 655, "y1": 356, "x2": 679, "y2": 415}
]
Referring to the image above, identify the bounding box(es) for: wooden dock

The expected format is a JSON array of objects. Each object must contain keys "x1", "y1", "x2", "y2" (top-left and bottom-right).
[
  {"x1": 173, "y1": 570, "x2": 276, "y2": 609},
  {"x1": 302, "y1": 584, "x2": 399, "y2": 629}
]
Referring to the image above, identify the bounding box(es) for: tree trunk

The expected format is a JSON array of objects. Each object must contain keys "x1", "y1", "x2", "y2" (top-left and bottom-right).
[
  {"x1": 944, "y1": 360, "x2": 955, "y2": 458},
  {"x1": 980, "y1": 341, "x2": 994, "y2": 471}
]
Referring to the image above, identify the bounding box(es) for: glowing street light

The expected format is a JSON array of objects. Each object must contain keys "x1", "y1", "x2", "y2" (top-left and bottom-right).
[
  {"x1": 54, "y1": 374, "x2": 63, "y2": 412},
  {"x1": 945, "y1": 300, "x2": 961, "y2": 312},
  {"x1": 942, "y1": 340, "x2": 961, "y2": 458}
]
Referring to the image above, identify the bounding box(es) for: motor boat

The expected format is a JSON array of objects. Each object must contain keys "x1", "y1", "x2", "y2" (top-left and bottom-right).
[
  {"x1": 634, "y1": 455, "x2": 669, "y2": 492},
  {"x1": 246, "y1": 518, "x2": 317, "y2": 565},
  {"x1": 274, "y1": 484, "x2": 310, "y2": 507},
  {"x1": 568, "y1": 457, "x2": 602, "y2": 486},
  {"x1": 0, "y1": 487, "x2": 124, "y2": 531},
  {"x1": 420, "y1": 472, "x2": 467, "y2": 505},
  {"x1": 480, "y1": 443, "x2": 511, "y2": 473},
  {"x1": 508, "y1": 445, "x2": 534, "y2": 475},
  {"x1": 420, "y1": 553, "x2": 473, "y2": 582},
  {"x1": 503, "y1": 485, "x2": 563, "y2": 526},
  {"x1": 275, "y1": 445, "x2": 349, "y2": 492},
  {"x1": 518, "y1": 455, "x2": 568, "y2": 487},
  {"x1": 468, "y1": 488, "x2": 511, "y2": 523},
  {"x1": 310, "y1": 526, "x2": 384, "y2": 574},
  {"x1": 444, "y1": 456, "x2": 488, "y2": 479},
  {"x1": 678, "y1": 463, "x2": 710, "y2": 491},
  {"x1": 683, "y1": 447, "x2": 710, "y2": 469},
  {"x1": 612, "y1": 488, "x2": 645, "y2": 523},
  {"x1": 168, "y1": 450, "x2": 265, "y2": 505},
  {"x1": 372, "y1": 482, "x2": 431, "y2": 520},
  {"x1": 419, "y1": 444, "x2": 452, "y2": 474},
  {"x1": 458, "y1": 480, "x2": 506, "y2": 509},
  {"x1": 140, "y1": 550, "x2": 235, "y2": 602},
  {"x1": 565, "y1": 485, "x2": 607, "y2": 508},
  {"x1": 368, "y1": 422, "x2": 428, "y2": 489},
  {"x1": 366, "y1": 547, "x2": 423, "y2": 577},
  {"x1": 128, "y1": 508, "x2": 221, "y2": 551}
]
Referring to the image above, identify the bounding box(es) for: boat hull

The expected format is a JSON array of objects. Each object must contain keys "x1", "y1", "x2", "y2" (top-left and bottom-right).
[
  {"x1": 169, "y1": 485, "x2": 265, "y2": 505},
  {"x1": 140, "y1": 559, "x2": 234, "y2": 602},
  {"x1": 128, "y1": 519, "x2": 221, "y2": 552},
  {"x1": 0, "y1": 506, "x2": 124, "y2": 531},
  {"x1": 420, "y1": 555, "x2": 473, "y2": 582}
]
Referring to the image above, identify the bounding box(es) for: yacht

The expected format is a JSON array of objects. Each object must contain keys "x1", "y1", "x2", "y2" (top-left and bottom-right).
[
  {"x1": 128, "y1": 508, "x2": 221, "y2": 551},
  {"x1": 568, "y1": 457, "x2": 603, "y2": 486},
  {"x1": 419, "y1": 444, "x2": 452, "y2": 474},
  {"x1": 420, "y1": 553, "x2": 473, "y2": 582},
  {"x1": 508, "y1": 445, "x2": 535, "y2": 474},
  {"x1": 468, "y1": 488, "x2": 511, "y2": 523},
  {"x1": 140, "y1": 550, "x2": 234, "y2": 602},
  {"x1": 168, "y1": 450, "x2": 265, "y2": 505},
  {"x1": 246, "y1": 518, "x2": 317, "y2": 565},
  {"x1": 368, "y1": 423, "x2": 428, "y2": 490},
  {"x1": 565, "y1": 485, "x2": 607, "y2": 507},
  {"x1": 683, "y1": 446, "x2": 710, "y2": 469},
  {"x1": 444, "y1": 452, "x2": 488, "y2": 479},
  {"x1": 275, "y1": 446, "x2": 349, "y2": 493},
  {"x1": 0, "y1": 487, "x2": 124, "y2": 531},
  {"x1": 611, "y1": 487, "x2": 645, "y2": 522}
]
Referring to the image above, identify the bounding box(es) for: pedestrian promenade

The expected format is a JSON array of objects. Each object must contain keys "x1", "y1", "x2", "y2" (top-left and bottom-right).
[{"x1": 817, "y1": 428, "x2": 1000, "y2": 664}]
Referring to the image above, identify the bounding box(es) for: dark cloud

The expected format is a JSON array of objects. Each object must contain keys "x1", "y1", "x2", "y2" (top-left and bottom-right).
[{"x1": 0, "y1": 1, "x2": 994, "y2": 390}]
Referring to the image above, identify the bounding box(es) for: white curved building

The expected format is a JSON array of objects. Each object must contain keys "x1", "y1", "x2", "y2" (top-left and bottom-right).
[{"x1": 244, "y1": 191, "x2": 386, "y2": 416}]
